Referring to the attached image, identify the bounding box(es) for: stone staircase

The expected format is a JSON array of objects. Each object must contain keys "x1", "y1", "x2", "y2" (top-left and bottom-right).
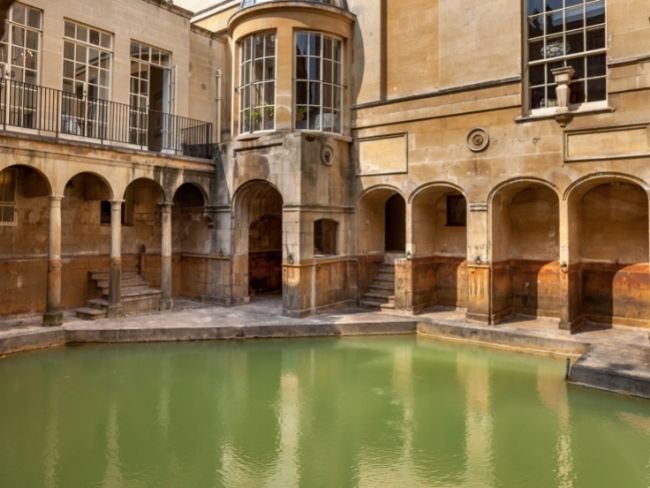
[
  {"x1": 75, "y1": 269, "x2": 162, "y2": 320},
  {"x1": 360, "y1": 260, "x2": 396, "y2": 311}
]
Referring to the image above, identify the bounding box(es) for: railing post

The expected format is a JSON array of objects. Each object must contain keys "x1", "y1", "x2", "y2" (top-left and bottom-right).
[
  {"x1": 55, "y1": 89, "x2": 60, "y2": 138},
  {"x1": 1, "y1": 77, "x2": 6, "y2": 132}
]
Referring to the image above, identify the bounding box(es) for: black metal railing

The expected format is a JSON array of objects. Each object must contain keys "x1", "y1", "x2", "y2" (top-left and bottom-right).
[{"x1": 0, "y1": 78, "x2": 214, "y2": 159}]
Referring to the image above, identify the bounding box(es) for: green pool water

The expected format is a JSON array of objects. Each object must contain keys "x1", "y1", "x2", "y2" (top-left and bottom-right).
[{"x1": 0, "y1": 337, "x2": 648, "y2": 488}]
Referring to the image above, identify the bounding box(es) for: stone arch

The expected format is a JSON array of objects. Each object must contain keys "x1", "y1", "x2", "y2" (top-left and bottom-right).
[
  {"x1": 119, "y1": 177, "x2": 168, "y2": 297},
  {"x1": 171, "y1": 182, "x2": 211, "y2": 300},
  {"x1": 356, "y1": 185, "x2": 407, "y2": 255},
  {"x1": 409, "y1": 181, "x2": 467, "y2": 204},
  {"x1": 232, "y1": 179, "x2": 284, "y2": 300},
  {"x1": 172, "y1": 180, "x2": 209, "y2": 205},
  {"x1": 489, "y1": 178, "x2": 561, "y2": 322},
  {"x1": 567, "y1": 174, "x2": 649, "y2": 327},
  {"x1": 0, "y1": 163, "x2": 53, "y2": 196},
  {"x1": 409, "y1": 182, "x2": 468, "y2": 311},
  {"x1": 63, "y1": 171, "x2": 114, "y2": 201},
  {"x1": 59, "y1": 172, "x2": 116, "y2": 310},
  {"x1": 0, "y1": 164, "x2": 53, "y2": 316}
]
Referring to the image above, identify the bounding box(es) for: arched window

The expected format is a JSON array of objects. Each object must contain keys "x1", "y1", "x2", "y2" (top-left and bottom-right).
[
  {"x1": 314, "y1": 218, "x2": 338, "y2": 255},
  {"x1": 526, "y1": 0, "x2": 606, "y2": 110},
  {"x1": 239, "y1": 31, "x2": 276, "y2": 134},
  {"x1": 295, "y1": 31, "x2": 343, "y2": 133}
]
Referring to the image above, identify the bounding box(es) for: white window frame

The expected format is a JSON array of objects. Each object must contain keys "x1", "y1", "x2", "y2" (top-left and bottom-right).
[
  {"x1": 294, "y1": 31, "x2": 343, "y2": 135},
  {"x1": 238, "y1": 30, "x2": 276, "y2": 135},
  {"x1": 525, "y1": 0, "x2": 607, "y2": 114}
]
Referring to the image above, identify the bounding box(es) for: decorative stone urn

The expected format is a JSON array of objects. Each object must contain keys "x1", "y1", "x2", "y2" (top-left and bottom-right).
[{"x1": 551, "y1": 66, "x2": 575, "y2": 126}]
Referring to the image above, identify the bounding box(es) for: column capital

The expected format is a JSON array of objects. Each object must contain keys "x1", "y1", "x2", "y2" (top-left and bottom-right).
[
  {"x1": 110, "y1": 199, "x2": 125, "y2": 205},
  {"x1": 159, "y1": 201, "x2": 174, "y2": 208},
  {"x1": 49, "y1": 195, "x2": 64, "y2": 203}
]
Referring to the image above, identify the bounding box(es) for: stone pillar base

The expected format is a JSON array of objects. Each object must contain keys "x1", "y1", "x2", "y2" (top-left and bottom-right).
[
  {"x1": 560, "y1": 315, "x2": 585, "y2": 334},
  {"x1": 160, "y1": 299, "x2": 174, "y2": 311},
  {"x1": 42, "y1": 311, "x2": 64, "y2": 327},
  {"x1": 106, "y1": 304, "x2": 124, "y2": 319}
]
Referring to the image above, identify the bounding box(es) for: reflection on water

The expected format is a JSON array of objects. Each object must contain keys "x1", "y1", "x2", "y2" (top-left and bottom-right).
[{"x1": 0, "y1": 337, "x2": 648, "y2": 487}]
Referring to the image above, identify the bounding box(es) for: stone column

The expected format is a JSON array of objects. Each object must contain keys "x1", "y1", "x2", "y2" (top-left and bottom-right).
[
  {"x1": 160, "y1": 202, "x2": 173, "y2": 310},
  {"x1": 107, "y1": 200, "x2": 123, "y2": 318},
  {"x1": 43, "y1": 195, "x2": 63, "y2": 326},
  {"x1": 559, "y1": 198, "x2": 582, "y2": 332},
  {"x1": 465, "y1": 203, "x2": 491, "y2": 324}
]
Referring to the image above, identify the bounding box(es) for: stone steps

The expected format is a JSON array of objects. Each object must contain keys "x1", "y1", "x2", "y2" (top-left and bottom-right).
[
  {"x1": 361, "y1": 259, "x2": 397, "y2": 311},
  {"x1": 75, "y1": 307, "x2": 107, "y2": 320},
  {"x1": 75, "y1": 269, "x2": 162, "y2": 320}
]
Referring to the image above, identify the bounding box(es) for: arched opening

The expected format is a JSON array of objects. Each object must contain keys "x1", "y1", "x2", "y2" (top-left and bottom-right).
[
  {"x1": 411, "y1": 186, "x2": 468, "y2": 311},
  {"x1": 117, "y1": 178, "x2": 166, "y2": 312},
  {"x1": 385, "y1": 194, "x2": 406, "y2": 252},
  {"x1": 0, "y1": 165, "x2": 51, "y2": 316},
  {"x1": 172, "y1": 183, "x2": 210, "y2": 300},
  {"x1": 357, "y1": 188, "x2": 405, "y2": 308},
  {"x1": 491, "y1": 182, "x2": 560, "y2": 322},
  {"x1": 233, "y1": 180, "x2": 283, "y2": 300},
  {"x1": 574, "y1": 181, "x2": 649, "y2": 327},
  {"x1": 357, "y1": 188, "x2": 406, "y2": 257},
  {"x1": 61, "y1": 172, "x2": 113, "y2": 309}
]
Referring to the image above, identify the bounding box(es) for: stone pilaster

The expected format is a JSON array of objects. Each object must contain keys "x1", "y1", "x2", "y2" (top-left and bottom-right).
[
  {"x1": 43, "y1": 195, "x2": 63, "y2": 326},
  {"x1": 107, "y1": 200, "x2": 123, "y2": 318},
  {"x1": 160, "y1": 202, "x2": 173, "y2": 311}
]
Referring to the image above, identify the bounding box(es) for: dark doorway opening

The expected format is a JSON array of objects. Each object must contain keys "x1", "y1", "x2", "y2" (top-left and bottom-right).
[{"x1": 385, "y1": 194, "x2": 406, "y2": 252}]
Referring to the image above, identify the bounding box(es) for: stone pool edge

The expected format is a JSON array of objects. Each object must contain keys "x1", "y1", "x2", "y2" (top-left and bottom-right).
[{"x1": 1, "y1": 317, "x2": 648, "y2": 401}]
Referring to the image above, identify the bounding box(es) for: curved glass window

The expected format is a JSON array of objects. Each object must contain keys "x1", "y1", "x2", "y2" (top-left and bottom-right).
[
  {"x1": 527, "y1": 0, "x2": 606, "y2": 110},
  {"x1": 239, "y1": 31, "x2": 276, "y2": 134},
  {"x1": 295, "y1": 32, "x2": 342, "y2": 133}
]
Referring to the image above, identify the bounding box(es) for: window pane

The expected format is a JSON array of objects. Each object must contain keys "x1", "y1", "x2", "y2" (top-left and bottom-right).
[
  {"x1": 12, "y1": 4, "x2": 25, "y2": 25},
  {"x1": 587, "y1": 78, "x2": 606, "y2": 101},
  {"x1": 64, "y1": 21, "x2": 75, "y2": 38},
  {"x1": 296, "y1": 33, "x2": 309, "y2": 56},
  {"x1": 309, "y1": 33, "x2": 320, "y2": 56},
  {"x1": 586, "y1": 1, "x2": 605, "y2": 26},
  {"x1": 528, "y1": 14, "x2": 543, "y2": 39},
  {"x1": 27, "y1": 8, "x2": 42, "y2": 29},
  {"x1": 296, "y1": 105, "x2": 308, "y2": 129},
  {"x1": 565, "y1": 6, "x2": 583, "y2": 31},
  {"x1": 296, "y1": 81, "x2": 308, "y2": 105},
  {"x1": 265, "y1": 32, "x2": 275, "y2": 56},
  {"x1": 265, "y1": 58, "x2": 275, "y2": 80},
  {"x1": 586, "y1": 28, "x2": 605, "y2": 50},
  {"x1": 529, "y1": 64, "x2": 544, "y2": 86},
  {"x1": 587, "y1": 53, "x2": 606, "y2": 77}
]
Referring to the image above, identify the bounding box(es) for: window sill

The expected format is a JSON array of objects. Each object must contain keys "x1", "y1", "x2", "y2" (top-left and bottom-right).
[
  {"x1": 515, "y1": 103, "x2": 615, "y2": 123},
  {"x1": 296, "y1": 130, "x2": 352, "y2": 143}
]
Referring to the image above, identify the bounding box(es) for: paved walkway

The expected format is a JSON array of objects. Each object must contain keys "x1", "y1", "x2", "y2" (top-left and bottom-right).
[{"x1": 0, "y1": 298, "x2": 648, "y2": 399}]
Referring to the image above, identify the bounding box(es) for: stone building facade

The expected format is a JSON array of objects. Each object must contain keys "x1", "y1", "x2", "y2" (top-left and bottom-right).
[{"x1": 1, "y1": 0, "x2": 649, "y2": 333}]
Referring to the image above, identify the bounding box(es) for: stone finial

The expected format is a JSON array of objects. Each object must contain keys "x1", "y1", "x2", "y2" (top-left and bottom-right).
[{"x1": 551, "y1": 66, "x2": 575, "y2": 127}]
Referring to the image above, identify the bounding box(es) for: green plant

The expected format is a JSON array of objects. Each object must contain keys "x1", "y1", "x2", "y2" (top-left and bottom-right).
[{"x1": 295, "y1": 106, "x2": 307, "y2": 122}]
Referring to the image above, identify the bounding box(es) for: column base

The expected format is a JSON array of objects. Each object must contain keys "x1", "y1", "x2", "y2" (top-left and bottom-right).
[
  {"x1": 465, "y1": 312, "x2": 490, "y2": 324},
  {"x1": 560, "y1": 315, "x2": 585, "y2": 334},
  {"x1": 42, "y1": 310, "x2": 64, "y2": 327},
  {"x1": 106, "y1": 304, "x2": 124, "y2": 319},
  {"x1": 160, "y1": 298, "x2": 174, "y2": 311}
]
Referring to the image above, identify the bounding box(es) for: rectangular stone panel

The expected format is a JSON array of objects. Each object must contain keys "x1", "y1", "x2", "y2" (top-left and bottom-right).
[
  {"x1": 357, "y1": 133, "x2": 408, "y2": 175},
  {"x1": 565, "y1": 124, "x2": 650, "y2": 162}
]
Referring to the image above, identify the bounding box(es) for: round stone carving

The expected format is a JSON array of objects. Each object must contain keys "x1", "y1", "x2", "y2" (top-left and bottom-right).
[
  {"x1": 321, "y1": 144, "x2": 335, "y2": 166},
  {"x1": 467, "y1": 128, "x2": 489, "y2": 152}
]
